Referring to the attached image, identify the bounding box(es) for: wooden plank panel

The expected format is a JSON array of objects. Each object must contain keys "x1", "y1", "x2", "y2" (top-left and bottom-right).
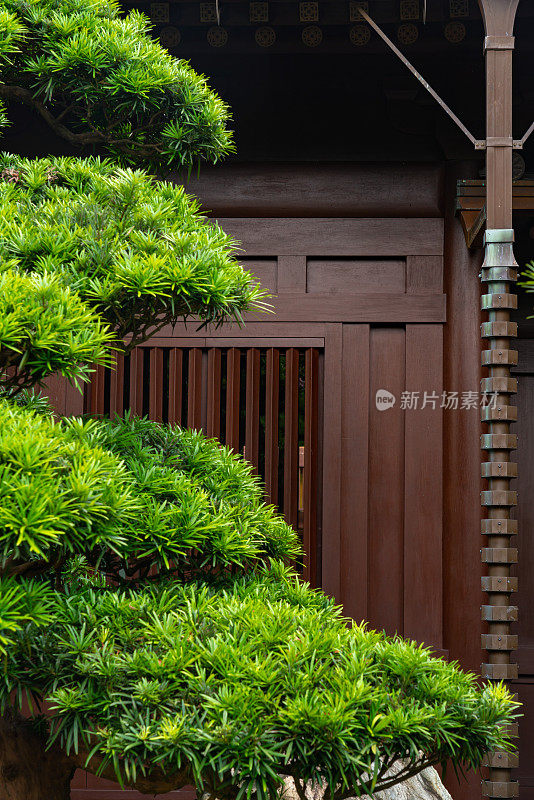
[
  {"x1": 206, "y1": 349, "x2": 222, "y2": 439},
  {"x1": 64, "y1": 379, "x2": 84, "y2": 417},
  {"x1": 241, "y1": 258, "x2": 277, "y2": 294},
  {"x1": 168, "y1": 348, "x2": 183, "y2": 427},
  {"x1": 321, "y1": 325, "x2": 343, "y2": 601},
  {"x1": 283, "y1": 349, "x2": 300, "y2": 531},
  {"x1": 217, "y1": 218, "x2": 444, "y2": 256},
  {"x1": 340, "y1": 325, "x2": 370, "y2": 622},
  {"x1": 90, "y1": 365, "x2": 106, "y2": 416},
  {"x1": 245, "y1": 349, "x2": 261, "y2": 471},
  {"x1": 187, "y1": 349, "x2": 203, "y2": 431},
  {"x1": 404, "y1": 324, "x2": 443, "y2": 649},
  {"x1": 515, "y1": 338, "x2": 534, "y2": 372},
  {"x1": 242, "y1": 294, "x2": 446, "y2": 323},
  {"x1": 368, "y1": 327, "x2": 405, "y2": 636},
  {"x1": 516, "y1": 682, "x2": 534, "y2": 791},
  {"x1": 45, "y1": 374, "x2": 83, "y2": 417},
  {"x1": 71, "y1": 770, "x2": 86, "y2": 788},
  {"x1": 303, "y1": 348, "x2": 319, "y2": 585},
  {"x1": 406, "y1": 256, "x2": 444, "y2": 294},
  {"x1": 264, "y1": 348, "x2": 280, "y2": 506},
  {"x1": 129, "y1": 349, "x2": 144, "y2": 417},
  {"x1": 515, "y1": 372, "x2": 534, "y2": 665},
  {"x1": 149, "y1": 348, "x2": 163, "y2": 423},
  {"x1": 307, "y1": 259, "x2": 405, "y2": 294},
  {"x1": 225, "y1": 348, "x2": 241, "y2": 453},
  {"x1": 442, "y1": 165, "x2": 484, "y2": 692},
  {"x1": 277, "y1": 256, "x2": 306, "y2": 293},
  {"x1": 109, "y1": 354, "x2": 124, "y2": 418}
]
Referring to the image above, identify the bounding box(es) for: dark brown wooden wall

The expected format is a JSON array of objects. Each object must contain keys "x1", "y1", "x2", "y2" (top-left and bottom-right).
[
  {"x1": 65, "y1": 164, "x2": 491, "y2": 800},
  {"x1": 103, "y1": 213, "x2": 446, "y2": 640},
  {"x1": 514, "y1": 340, "x2": 534, "y2": 800}
]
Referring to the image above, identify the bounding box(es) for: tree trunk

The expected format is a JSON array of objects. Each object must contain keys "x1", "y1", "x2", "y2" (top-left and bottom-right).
[{"x1": 0, "y1": 709, "x2": 75, "y2": 800}]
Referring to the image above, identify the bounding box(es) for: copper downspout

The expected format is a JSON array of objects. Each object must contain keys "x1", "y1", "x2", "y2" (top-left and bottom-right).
[{"x1": 478, "y1": 2, "x2": 520, "y2": 798}]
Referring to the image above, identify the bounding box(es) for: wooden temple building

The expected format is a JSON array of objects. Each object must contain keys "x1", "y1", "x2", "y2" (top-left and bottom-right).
[{"x1": 32, "y1": 0, "x2": 534, "y2": 798}]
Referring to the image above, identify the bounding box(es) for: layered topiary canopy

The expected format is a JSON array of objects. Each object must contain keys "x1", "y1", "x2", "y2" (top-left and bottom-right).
[
  {"x1": 0, "y1": 1, "x2": 519, "y2": 797},
  {"x1": 3, "y1": 560, "x2": 515, "y2": 799},
  {"x1": 0, "y1": 408, "x2": 518, "y2": 798}
]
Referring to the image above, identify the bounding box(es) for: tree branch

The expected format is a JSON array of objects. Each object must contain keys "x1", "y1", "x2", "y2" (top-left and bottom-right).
[{"x1": 0, "y1": 84, "x2": 105, "y2": 146}]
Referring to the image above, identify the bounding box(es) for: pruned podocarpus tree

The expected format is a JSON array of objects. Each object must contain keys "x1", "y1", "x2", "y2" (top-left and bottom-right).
[{"x1": 0, "y1": 1, "x2": 519, "y2": 799}]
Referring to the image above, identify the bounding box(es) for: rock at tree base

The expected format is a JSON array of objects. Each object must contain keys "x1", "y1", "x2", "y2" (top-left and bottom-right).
[{"x1": 281, "y1": 767, "x2": 453, "y2": 800}]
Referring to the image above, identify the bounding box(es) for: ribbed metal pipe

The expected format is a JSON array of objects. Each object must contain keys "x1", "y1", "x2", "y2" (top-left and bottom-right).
[{"x1": 480, "y1": 228, "x2": 518, "y2": 798}]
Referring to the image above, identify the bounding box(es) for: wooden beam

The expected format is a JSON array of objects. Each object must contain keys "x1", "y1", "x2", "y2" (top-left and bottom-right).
[
  {"x1": 179, "y1": 163, "x2": 444, "y2": 219},
  {"x1": 216, "y1": 218, "x2": 444, "y2": 256},
  {"x1": 242, "y1": 293, "x2": 447, "y2": 323}
]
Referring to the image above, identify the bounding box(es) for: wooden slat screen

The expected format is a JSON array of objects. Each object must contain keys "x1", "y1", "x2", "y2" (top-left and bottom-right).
[{"x1": 85, "y1": 345, "x2": 322, "y2": 579}]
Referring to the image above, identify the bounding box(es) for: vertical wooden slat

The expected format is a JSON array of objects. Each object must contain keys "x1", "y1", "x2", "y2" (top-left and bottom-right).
[
  {"x1": 368, "y1": 327, "x2": 405, "y2": 636},
  {"x1": 90, "y1": 364, "x2": 106, "y2": 416},
  {"x1": 284, "y1": 348, "x2": 300, "y2": 530},
  {"x1": 404, "y1": 324, "x2": 443, "y2": 649},
  {"x1": 206, "y1": 348, "x2": 222, "y2": 439},
  {"x1": 321, "y1": 324, "x2": 343, "y2": 600},
  {"x1": 340, "y1": 324, "x2": 370, "y2": 622},
  {"x1": 149, "y1": 348, "x2": 164, "y2": 422},
  {"x1": 303, "y1": 348, "x2": 319, "y2": 585},
  {"x1": 109, "y1": 353, "x2": 124, "y2": 418},
  {"x1": 187, "y1": 349, "x2": 203, "y2": 430},
  {"x1": 64, "y1": 378, "x2": 84, "y2": 417},
  {"x1": 265, "y1": 348, "x2": 280, "y2": 505},
  {"x1": 245, "y1": 348, "x2": 261, "y2": 472},
  {"x1": 226, "y1": 348, "x2": 241, "y2": 453},
  {"x1": 129, "y1": 348, "x2": 144, "y2": 417},
  {"x1": 168, "y1": 348, "x2": 183, "y2": 427},
  {"x1": 443, "y1": 165, "x2": 483, "y2": 703}
]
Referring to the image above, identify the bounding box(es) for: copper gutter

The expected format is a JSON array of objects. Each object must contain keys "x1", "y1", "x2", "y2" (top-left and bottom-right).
[{"x1": 478, "y1": 2, "x2": 520, "y2": 798}]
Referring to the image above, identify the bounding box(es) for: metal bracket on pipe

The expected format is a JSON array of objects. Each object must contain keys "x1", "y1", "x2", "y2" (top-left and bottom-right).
[{"x1": 474, "y1": 138, "x2": 523, "y2": 150}]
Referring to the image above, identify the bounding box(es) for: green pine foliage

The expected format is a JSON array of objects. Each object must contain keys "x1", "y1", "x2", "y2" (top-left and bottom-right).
[
  {"x1": 0, "y1": 575, "x2": 53, "y2": 652},
  {"x1": 520, "y1": 262, "x2": 534, "y2": 307},
  {"x1": 0, "y1": 404, "x2": 519, "y2": 796},
  {"x1": 0, "y1": 401, "x2": 296, "y2": 581},
  {"x1": 0, "y1": 399, "x2": 136, "y2": 566},
  {"x1": 2, "y1": 563, "x2": 517, "y2": 798},
  {"x1": 0, "y1": 269, "x2": 113, "y2": 391},
  {"x1": 0, "y1": 0, "x2": 233, "y2": 168},
  {"x1": 92, "y1": 415, "x2": 299, "y2": 579},
  {"x1": 0, "y1": 1, "x2": 520, "y2": 794},
  {"x1": 0, "y1": 154, "x2": 266, "y2": 355}
]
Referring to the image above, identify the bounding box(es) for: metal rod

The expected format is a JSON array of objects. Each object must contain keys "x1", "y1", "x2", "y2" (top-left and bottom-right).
[
  {"x1": 519, "y1": 118, "x2": 534, "y2": 147},
  {"x1": 357, "y1": 7, "x2": 478, "y2": 147}
]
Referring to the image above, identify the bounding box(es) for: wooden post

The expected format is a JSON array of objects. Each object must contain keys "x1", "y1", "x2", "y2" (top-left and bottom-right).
[{"x1": 478, "y1": 2, "x2": 520, "y2": 798}]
